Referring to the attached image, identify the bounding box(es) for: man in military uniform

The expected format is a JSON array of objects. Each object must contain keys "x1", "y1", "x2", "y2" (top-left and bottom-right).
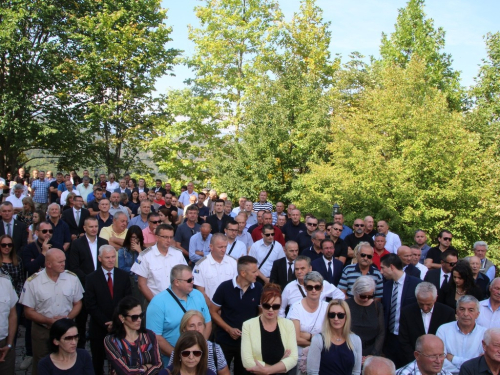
[
  {"x1": 20, "y1": 248, "x2": 84, "y2": 375},
  {"x1": 0, "y1": 273, "x2": 17, "y2": 375}
]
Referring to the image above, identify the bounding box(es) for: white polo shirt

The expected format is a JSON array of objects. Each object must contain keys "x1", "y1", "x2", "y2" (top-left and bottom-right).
[
  {"x1": 193, "y1": 254, "x2": 237, "y2": 299},
  {"x1": 249, "y1": 239, "x2": 285, "y2": 278}
]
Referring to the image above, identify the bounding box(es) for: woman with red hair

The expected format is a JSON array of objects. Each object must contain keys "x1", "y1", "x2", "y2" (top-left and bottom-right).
[{"x1": 241, "y1": 283, "x2": 298, "y2": 374}]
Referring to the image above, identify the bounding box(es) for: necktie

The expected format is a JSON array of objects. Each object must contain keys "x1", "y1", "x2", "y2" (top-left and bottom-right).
[
  {"x1": 76, "y1": 210, "x2": 81, "y2": 225},
  {"x1": 6, "y1": 223, "x2": 11, "y2": 236},
  {"x1": 107, "y1": 272, "x2": 113, "y2": 298},
  {"x1": 441, "y1": 274, "x2": 449, "y2": 289},
  {"x1": 388, "y1": 282, "x2": 399, "y2": 334},
  {"x1": 327, "y1": 261, "x2": 333, "y2": 282},
  {"x1": 288, "y1": 261, "x2": 294, "y2": 281}
]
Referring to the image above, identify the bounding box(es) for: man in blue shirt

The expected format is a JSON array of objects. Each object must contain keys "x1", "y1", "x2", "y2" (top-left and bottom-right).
[{"x1": 146, "y1": 264, "x2": 211, "y2": 364}]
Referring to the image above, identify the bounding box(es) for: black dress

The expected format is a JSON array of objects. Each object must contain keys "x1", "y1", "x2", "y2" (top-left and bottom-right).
[
  {"x1": 346, "y1": 298, "x2": 385, "y2": 356},
  {"x1": 260, "y1": 319, "x2": 285, "y2": 375}
]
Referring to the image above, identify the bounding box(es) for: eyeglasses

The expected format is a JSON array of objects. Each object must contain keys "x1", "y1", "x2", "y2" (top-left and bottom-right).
[
  {"x1": 40, "y1": 229, "x2": 54, "y2": 234},
  {"x1": 306, "y1": 223, "x2": 318, "y2": 227},
  {"x1": 353, "y1": 224, "x2": 365, "y2": 227},
  {"x1": 416, "y1": 352, "x2": 446, "y2": 361},
  {"x1": 443, "y1": 261, "x2": 457, "y2": 267},
  {"x1": 262, "y1": 303, "x2": 281, "y2": 310},
  {"x1": 0, "y1": 243, "x2": 13, "y2": 248},
  {"x1": 126, "y1": 312, "x2": 145, "y2": 322},
  {"x1": 149, "y1": 220, "x2": 161, "y2": 224},
  {"x1": 442, "y1": 237, "x2": 452, "y2": 241},
  {"x1": 358, "y1": 294, "x2": 374, "y2": 300},
  {"x1": 263, "y1": 233, "x2": 275, "y2": 237},
  {"x1": 157, "y1": 235, "x2": 173, "y2": 240},
  {"x1": 305, "y1": 284, "x2": 322, "y2": 291},
  {"x1": 360, "y1": 253, "x2": 373, "y2": 259},
  {"x1": 177, "y1": 277, "x2": 194, "y2": 284},
  {"x1": 181, "y1": 350, "x2": 203, "y2": 358},
  {"x1": 328, "y1": 312, "x2": 346, "y2": 319},
  {"x1": 62, "y1": 334, "x2": 80, "y2": 342}
]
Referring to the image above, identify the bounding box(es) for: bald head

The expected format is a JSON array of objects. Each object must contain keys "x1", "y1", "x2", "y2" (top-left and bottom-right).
[
  {"x1": 46, "y1": 248, "x2": 64, "y2": 262},
  {"x1": 200, "y1": 223, "x2": 212, "y2": 239},
  {"x1": 362, "y1": 356, "x2": 395, "y2": 375},
  {"x1": 397, "y1": 245, "x2": 412, "y2": 266}
]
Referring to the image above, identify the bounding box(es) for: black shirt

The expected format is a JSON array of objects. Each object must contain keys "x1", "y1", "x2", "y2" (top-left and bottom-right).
[
  {"x1": 296, "y1": 231, "x2": 313, "y2": 253},
  {"x1": 426, "y1": 246, "x2": 457, "y2": 264},
  {"x1": 332, "y1": 238, "x2": 348, "y2": 259},
  {"x1": 281, "y1": 221, "x2": 307, "y2": 242},
  {"x1": 260, "y1": 319, "x2": 285, "y2": 370},
  {"x1": 344, "y1": 233, "x2": 374, "y2": 251}
]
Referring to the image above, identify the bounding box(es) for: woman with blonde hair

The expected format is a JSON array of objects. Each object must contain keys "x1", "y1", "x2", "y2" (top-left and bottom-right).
[
  {"x1": 17, "y1": 196, "x2": 35, "y2": 225},
  {"x1": 307, "y1": 299, "x2": 362, "y2": 375}
]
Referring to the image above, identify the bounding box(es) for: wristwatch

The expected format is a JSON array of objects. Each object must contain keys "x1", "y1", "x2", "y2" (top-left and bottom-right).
[{"x1": 6, "y1": 344, "x2": 12, "y2": 349}]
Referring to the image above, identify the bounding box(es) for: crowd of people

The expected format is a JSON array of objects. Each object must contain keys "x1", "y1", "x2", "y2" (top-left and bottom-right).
[{"x1": 0, "y1": 168, "x2": 500, "y2": 375}]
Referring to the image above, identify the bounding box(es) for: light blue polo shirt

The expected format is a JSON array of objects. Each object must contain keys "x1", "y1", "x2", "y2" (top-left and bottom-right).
[{"x1": 146, "y1": 287, "x2": 210, "y2": 363}]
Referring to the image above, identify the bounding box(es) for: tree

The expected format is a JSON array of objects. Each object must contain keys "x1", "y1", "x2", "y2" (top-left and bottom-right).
[
  {"x1": 379, "y1": 0, "x2": 463, "y2": 111},
  {"x1": 292, "y1": 59, "x2": 500, "y2": 253}
]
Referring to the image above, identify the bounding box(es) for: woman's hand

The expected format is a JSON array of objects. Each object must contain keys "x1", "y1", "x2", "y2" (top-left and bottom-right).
[
  {"x1": 247, "y1": 360, "x2": 269, "y2": 375},
  {"x1": 131, "y1": 241, "x2": 142, "y2": 253}
]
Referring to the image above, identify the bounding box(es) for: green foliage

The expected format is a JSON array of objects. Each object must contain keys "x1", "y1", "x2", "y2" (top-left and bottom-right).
[{"x1": 293, "y1": 59, "x2": 500, "y2": 256}]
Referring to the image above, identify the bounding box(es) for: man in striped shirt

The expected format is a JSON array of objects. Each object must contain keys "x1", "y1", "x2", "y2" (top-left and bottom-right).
[{"x1": 252, "y1": 191, "x2": 273, "y2": 212}]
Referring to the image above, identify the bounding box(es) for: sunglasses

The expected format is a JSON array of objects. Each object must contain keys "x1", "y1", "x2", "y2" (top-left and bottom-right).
[
  {"x1": 61, "y1": 334, "x2": 80, "y2": 342},
  {"x1": 305, "y1": 284, "x2": 322, "y2": 291},
  {"x1": 360, "y1": 253, "x2": 373, "y2": 259},
  {"x1": 263, "y1": 233, "x2": 275, "y2": 237},
  {"x1": 442, "y1": 237, "x2": 452, "y2": 241},
  {"x1": 332, "y1": 228, "x2": 343, "y2": 231},
  {"x1": 0, "y1": 243, "x2": 13, "y2": 248},
  {"x1": 306, "y1": 223, "x2": 318, "y2": 227},
  {"x1": 181, "y1": 350, "x2": 203, "y2": 358},
  {"x1": 40, "y1": 229, "x2": 54, "y2": 234},
  {"x1": 353, "y1": 224, "x2": 365, "y2": 227},
  {"x1": 178, "y1": 277, "x2": 194, "y2": 284},
  {"x1": 149, "y1": 220, "x2": 161, "y2": 224},
  {"x1": 328, "y1": 312, "x2": 346, "y2": 319},
  {"x1": 359, "y1": 294, "x2": 374, "y2": 300},
  {"x1": 262, "y1": 303, "x2": 281, "y2": 311},
  {"x1": 443, "y1": 261, "x2": 457, "y2": 267},
  {"x1": 126, "y1": 312, "x2": 145, "y2": 322}
]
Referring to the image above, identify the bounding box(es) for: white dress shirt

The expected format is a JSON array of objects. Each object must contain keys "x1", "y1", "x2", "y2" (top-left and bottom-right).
[
  {"x1": 415, "y1": 262, "x2": 428, "y2": 280},
  {"x1": 393, "y1": 272, "x2": 406, "y2": 335},
  {"x1": 248, "y1": 239, "x2": 285, "y2": 278},
  {"x1": 477, "y1": 298, "x2": 500, "y2": 329},
  {"x1": 421, "y1": 306, "x2": 434, "y2": 334},
  {"x1": 102, "y1": 267, "x2": 114, "y2": 283},
  {"x1": 87, "y1": 235, "x2": 98, "y2": 269}
]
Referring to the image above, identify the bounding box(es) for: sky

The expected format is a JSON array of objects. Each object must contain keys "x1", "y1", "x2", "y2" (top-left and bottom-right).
[{"x1": 158, "y1": 0, "x2": 500, "y2": 94}]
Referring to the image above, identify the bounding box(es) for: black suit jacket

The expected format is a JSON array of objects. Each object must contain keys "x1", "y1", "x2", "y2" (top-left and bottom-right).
[
  {"x1": 151, "y1": 187, "x2": 166, "y2": 196},
  {"x1": 85, "y1": 268, "x2": 132, "y2": 339},
  {"x1": 311, "y1": 257, "x2": 343, "y2": 286},
  {"x1": 62, "y1": 208, "x2": 91, "y2": 237},
  {"x1": 269, "y1": 257, "x2": 296, "y2": 291},
  {"x1": 69, "y1": 235, "x2": 109, "y2": 287},
  {"x1": 0, "y1": 219, "x2": 27, "y2": 254},
  {"x1": 206, "y1": 214, "x2": 232, "y2": 234},
  {"x1": 404, "y1": 263, "x2": 421, "y2": 279},
  {"x1": 424, "y1": 269, "x2": 448, "y2": 295},
  {"x1": 382, "y1": 274, "x2": 422, "y2": 329},
  {"x1": 398, "y1": 301, "x2": 456, "y2": 363}
]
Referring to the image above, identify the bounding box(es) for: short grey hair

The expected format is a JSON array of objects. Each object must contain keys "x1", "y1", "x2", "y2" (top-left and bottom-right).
[
  {"x1": 47, "y1": 203, "x2": 60, "y2": 214},
  {"x1": 354, "y1": 242, "x2": 373, "y2": 257},
  {"x1": 362, "y1": 356, "x2": 395, "y2": 375},
  {"x1": 457, "y1": 295, "x2": 480, "y2": 311},
  {"x1": 310, "y1": 230, "x2": 322, "y2": 240},
  {"x1": 98, "y1": 245, "x2": 116, "y2": 256},
  {"x1": 415, "y1": 282, "x2": 438, "y2": 299},
  {"x1": 14, "y1": 183, "x2": 24, "y2": 191},
  {"x1": 113, "y1": 211, "x2": 127, "y2": 222},
  {"x1": 295, "y1": 255, "x2": 311, "y2": 266},
  {"x1": 82, "y1": 176, "x2": 90, "y2": 182},
  {"x1": 304, "y1": 271, "x2": 323, "y2": 285},
  {"x1": 473, "y1": 241, "x2": 488, "y2": 250},
  {"x1": 490, "y1": 277, "x2": 500, "y2": 290},
  {"x1": 352, "y1": 276, "x2": 376, "y2": 297},
  {"x1": 484, "y1": 328, "x2": 500, "y2": 345}
]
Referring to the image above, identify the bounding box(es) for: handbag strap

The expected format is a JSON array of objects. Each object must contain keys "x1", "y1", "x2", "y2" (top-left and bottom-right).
[
  {"x1": 297, "y1": 283, "x2": 306, "y2": 298},
  {"x1": 258, "y1": 243, "x2": 275, "y2": 270},
  {"x1": 167, "y1": 288, "x2": 187, "y2": 313},
  {"x1": 227, "y1": 241, "x2": 237, "y2": 256}
]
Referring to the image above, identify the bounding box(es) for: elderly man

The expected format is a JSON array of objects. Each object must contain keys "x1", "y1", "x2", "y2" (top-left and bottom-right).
[
  {"x1": 363, "y1": 356, "x2": 396, "y2": 375},
  {"x1": 146, "y1": 264, "x2": 211, "y2": 363},
  {"x1": 60, "y1": 179, "x2": 81, "y2": 206},
  {"x1": 109, "y1": 192, "x2": 131, "y2": 219},
  {"x1": 178, "y1": 181, "x2": 198, "y2": 209},
  {"x1": 363, "y1": 216, "x2": 377, "y2": 237},
  {"x1": 396, "y1": 335, "x2": 452, "y2": 375},
  {"x1": 374, "y1": 220, "x2": 401, "y2": 254},
  {"x1": 272, "y1": 201, "x2": 287, "y2": 225},
  {"x1": 189, "y1": 223, "x2": 212, "y2": 263},
  {"x1": 436, "y1": 295, "x2": 487, "y2": 373},
  {"x1": 47, "y1": 203, "x2": 71, "y2": 252},
  {"x1": 410, "y1": 245, "x2": 428, "y2": 280},
  {"x1": 398, "y1": 246, "x2": 421, "y2": 279},
  {"x1": 20, "y1": 249, "x2": 84, "y2": 375},
  {"x1": 468, "y1": 255, "x2": 490, "y2": 296},
  {"x1": 249, "y1": 224, "x2": 285, "y2": 284},
  {"x1": 76, "y1": 176, "x2": 94, "y2": 205},
  {"x1": 131, "y1": 224, "x2": 187, "y2": 302},
  {"x1": 279, "y1": 255, "x2": 345, "y2": 317},
  {"x1": 5, "y1": 183, "x2": 25, "y2": 213},
  {"x1": 339, "y1": 242, "x2": 384, "y2": 299},
  {"x1": 459, "y1": 328, "x2": 500, "y2": 374},
  {"x1": 477, "y1": 277, "x2": 500, "y2": 329},
  {"x1": 472, "y1": 241, "x2": 496, "y2": 281},
  {"x1": 0, "y1": 273, "x2": 18, "y2": 375},
  {"x1": 399, "y1": 282, "x2": 456, "y2": 363},
  {"x1": 231, "y1": 196, "x2": 247, "y2": 216},
  {"x1": 99, "y1": 211, "x2": 128, "y2": 250},
  {"x1": 235, "y1": 212, "x2": 254, "y2": 251}
]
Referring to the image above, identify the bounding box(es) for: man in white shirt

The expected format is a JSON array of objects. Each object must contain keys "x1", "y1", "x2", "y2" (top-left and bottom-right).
[
  {"x1": 436, "y1": 295, "x2": 487, "y2": 373},
  {"x1": 410, "y1": 245, "x2": 428, "y2": 280},
  {"x1": 249, "y1": 224, "x2": 285, "y2": 284},
  {"x1": 60, "y1": 180, "x2": 81, "y2": 206},
  {"x1": 231, "y1": 197, "x2": 247, "y2": 216},
  {"x1": 235, "y1": 213, "x2": 253, "y2": 251},
  {"x1": 224, "y1": 220, "x2": 247, "y2": 259},
  {"x1": 105, "y1": 174, "x2": 119, "y2": 196},
  {"x1": 76, "y1": 176, "x2": 94, "y2": 205},
  {"x1": 5, "y1": 184, "x2": 25, "y2": 214},
  {"x1": 374, "y1": 220, "x2": 402, "y2": 254},
  {"x1": 178, "y1": 181, "x2": 198, "y2": 209},
  {"x1": 193, "y1": 233, "x2": 237, "y2": 300},
  {"x1": 477, "y1": 277, "x2": 500, "y2": 329}
]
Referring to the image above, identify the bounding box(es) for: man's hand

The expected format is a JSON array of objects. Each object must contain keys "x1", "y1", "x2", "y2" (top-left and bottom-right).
[
  {"x1": 41, "y1": 238, "x2": 52, "y2": 255},
  {"x1": 446, "y1": 353, "x2": 454, "y2": 362},
  {"x1": 71, "y1": 234, "x2": 77, "y2": 241},
  {"x1": 227, "y1": 327, "x2": 242, "y2": 340},
  {"x1": 0, "y1": 346, "x2": 10, "y2": 362}
]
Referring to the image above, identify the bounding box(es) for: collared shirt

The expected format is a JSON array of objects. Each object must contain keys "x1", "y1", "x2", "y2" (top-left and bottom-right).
[
  {"x1": 5, "y1": 194, "x2": 25, "y2": 209},
  {"x1": 19, "y1": 269, "x2": 84, "y2": 319},
  {"x1": 193, "y1": 254, "x2": 237, "y2": 299},
  {"x1": 439, "y1": 269, "x2": 451, "y2": 289},
  {"x1": 60, "y1": 189, "x2": 81, "y2": 206},
  {"x1": 248, "y1": 239, "x2": 285, "y2": 278},
  {"x1": 279, "y1": 280, "x2": 345, "y2": 318},
  {"x1": 477, "y1": 298, "x2": 500, "y2": 329},
  {"x1": 421, "y1": 306, "x2": 434, "y2": 334},
  {"x1": 225, "y1": 239, "x2": 247, "y2": 259},
  {"x1": 396, "y1": 360, "x2": 452, "y2": 375},
  {"x1": 3, "y1": 219, "x2": 14, "y2": 237},
  {"x1": 105, "y1": 181, "x2": 119, "y2": 194},
  {"x1": 96, "y1": 213, "x2": 113, "y2": 232},
  {"x1": 481, "y1": 258, "x2": 496, "y2": 281},
  {"x1": 236, "y1": 231, "x2": 254, "y2": 249},
  {"x1": 338, "y1": 263, "x2": 384, "y2": 298},
  {"x1": 244, "y1": 212, "x2": 258, "y2": 229},
  {"x1": 178, "y1": 190, "x2": 198, "y2": 208},
  {"x1": 109, "y1": 205, "x2": 130, "y2": 219},
  {"x1": 0, "y1": 274, "x2": 18, "y2": 340},
  {"x1": 436, "y1": 321, "x2": 487, "y2": 372},
  {"x1": 373, "y1": 231, "x2": 402, "y2": 254},
  {"x1": 419, "y1": 244, "x2": 431, "y2": 264},
  {"x1": 188, "y1": 232, "x2": 212, "y2": 263},
  {"x1": 372, "y1": 249, "x2": 390, "y2": 270},
  {"x1": 130, "y1": 245, "x2": 187, "y2": 295},
  {"x1": 50, "y1": 219, "x2": 71, "y2": 246},
  {"x1": 393, "y1": 272, "x2": 406, "y2": 335},
  {"x1": 73, "y1": 207, "x2": 82, "y2": 226},
  {"x1": 127, "y1": 215, "x2": 149, "y2": 230},
  {"x1": 87, "y1": 235, "x2": 98, "y2": 269},
  {"x1": 76, "y1": 183, "x2": 94, "y2": 203},
  {"x1": 142, "y1": 227, "x2": 156, "y2": 245},
  {"x1": 459, "y1": 355, "x2": 496, "y2": 375},
  {"x1": 102, "y1": 267, "x2": 114, "y2": 283},
  {"x1": 31, "y1": 179, "x2": 51, "y2": 203},
  {"x1": 339, "y1": 224, "x2": 353, "y2": 240},
  {"x1": 146, "y1": 287, "x2": 210, "y2": 364},
  {"x1": 415, "y1": 262, "x2": 428, "y2": 280},
  {"x1": 271, "y1": 211, "x2": 287, "y2": 226}
]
